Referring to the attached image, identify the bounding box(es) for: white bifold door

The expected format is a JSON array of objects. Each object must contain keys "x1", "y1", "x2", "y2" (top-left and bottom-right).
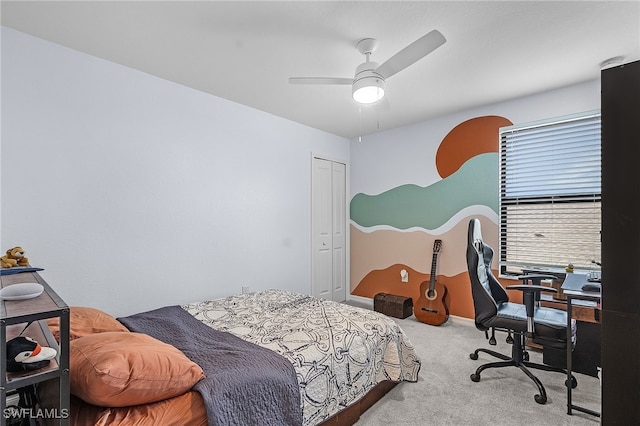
[{"x1": 312, "y1": 157, "x2": 347, "y2": 302}]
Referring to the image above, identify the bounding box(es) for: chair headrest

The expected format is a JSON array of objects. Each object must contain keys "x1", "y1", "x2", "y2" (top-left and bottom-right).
[{"x1": 470, "y1": 218, "x2": 483, "y2": 243}]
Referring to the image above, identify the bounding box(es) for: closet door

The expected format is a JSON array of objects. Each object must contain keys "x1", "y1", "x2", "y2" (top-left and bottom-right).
[
  {"x1": 330, "y1": 161, "x2": 346, "y2": 302},
  {"x1": 312, "y1": 157, "x2": 346, "y2": 302}
]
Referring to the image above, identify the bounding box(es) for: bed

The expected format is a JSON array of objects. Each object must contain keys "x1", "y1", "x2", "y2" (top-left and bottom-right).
[{"x1": 47, "y1": 289, "x2": 421, "y2": 425}]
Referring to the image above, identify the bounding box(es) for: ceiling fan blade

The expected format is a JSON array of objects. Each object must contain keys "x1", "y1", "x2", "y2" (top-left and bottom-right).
[
  {"x1": 288, "y1": 77, "x2": 353, "y2": 85},
  {"x1": 375, "y1": 30, "x2": 446, "y2": 79}
]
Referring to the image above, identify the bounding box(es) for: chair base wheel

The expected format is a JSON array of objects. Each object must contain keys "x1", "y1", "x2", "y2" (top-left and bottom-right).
[
  {"x1": 469, "y1": 352, "x2": 478, "y2": 360},
  {"x1": 534, "y1": 394, "x2": 547, "y2": 404},
  {"x1": 470, "y1": 373, "x2": 481, "y2": 382}
]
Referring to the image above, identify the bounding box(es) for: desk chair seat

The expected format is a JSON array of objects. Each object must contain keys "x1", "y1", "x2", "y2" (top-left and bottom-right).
[
  {"x1": 466, "y1": 218, "x2": 577, "y2": 404},
  {"x1": 487, "y1": 302, "x2": 576, "y2": 349}
]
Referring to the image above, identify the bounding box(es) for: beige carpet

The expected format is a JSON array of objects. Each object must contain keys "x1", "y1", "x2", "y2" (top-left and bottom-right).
[{"x1": 349, "y1": 304, "x2": 600, "y2": 425}]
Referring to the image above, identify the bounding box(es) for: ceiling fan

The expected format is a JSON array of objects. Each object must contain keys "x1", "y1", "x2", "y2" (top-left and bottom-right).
[{"x1": 289, "y1": 30, "x2": 446, "y2": 105}]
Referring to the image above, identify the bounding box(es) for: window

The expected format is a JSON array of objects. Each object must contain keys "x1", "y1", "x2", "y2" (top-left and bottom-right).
[{"x1": 499, "y1": 111, "x2": 601, "y2": 275}]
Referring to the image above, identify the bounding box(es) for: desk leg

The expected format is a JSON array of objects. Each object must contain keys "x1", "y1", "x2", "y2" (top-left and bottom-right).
[
  {"x1": 566, "y1": 295, "x2": 601, "y2": 418},
  {"x1": 567, "y1": 297, "x2": 573, "y2": 415}
]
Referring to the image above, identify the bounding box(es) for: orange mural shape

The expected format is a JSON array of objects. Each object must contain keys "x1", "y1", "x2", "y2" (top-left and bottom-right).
[
  {"x1": 352, "y1": 266, "x2": 475, "y2": 319},
  {"x1": 352, "y1": 266, "x2": 522, "y2": 321},
  {"x1": 435, "y1": 115, "x2": 512, "y2": 179}
]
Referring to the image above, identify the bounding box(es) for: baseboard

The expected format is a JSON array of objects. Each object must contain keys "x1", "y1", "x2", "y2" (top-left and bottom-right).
[
  {"x1": 449, "y1": 314, "x2": 475, "y2": 326},
  {"x1": 346, "y1": 294, "x2": 373, "y2": 309}
]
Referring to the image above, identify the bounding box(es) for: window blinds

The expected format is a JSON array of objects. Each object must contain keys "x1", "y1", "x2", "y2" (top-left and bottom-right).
[{"x1": 499, "y1": 111, "x2": 601, "y2": 274}]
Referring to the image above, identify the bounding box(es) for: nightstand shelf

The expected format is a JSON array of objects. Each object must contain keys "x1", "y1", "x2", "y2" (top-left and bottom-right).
[{"x1": 1, "y1": 271, "x2": 69, "y2": 426}]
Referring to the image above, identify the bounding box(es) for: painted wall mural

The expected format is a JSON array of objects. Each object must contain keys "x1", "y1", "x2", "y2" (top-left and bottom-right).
[{"x1": 350, "y1": 116, "x2": 512, "y2": 319}]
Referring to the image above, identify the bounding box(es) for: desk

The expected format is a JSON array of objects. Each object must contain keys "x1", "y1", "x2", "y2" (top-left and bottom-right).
[{"x1": 563, "y1": 274, "x2": 601, "y2": 418}]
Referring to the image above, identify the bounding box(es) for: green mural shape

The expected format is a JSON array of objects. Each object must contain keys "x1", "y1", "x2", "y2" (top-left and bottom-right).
[{"x1": 351, "y1": 153, "x2": 498, "y2": 230}]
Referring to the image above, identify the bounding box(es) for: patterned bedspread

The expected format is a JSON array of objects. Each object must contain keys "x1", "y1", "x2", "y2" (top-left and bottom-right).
[{"x1": 183, "y1": 290, "x2": 421, "y2": 426}]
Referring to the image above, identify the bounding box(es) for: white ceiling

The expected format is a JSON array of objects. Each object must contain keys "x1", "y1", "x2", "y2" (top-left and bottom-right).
[{"x1": 2, "y1": 1, "x2": 639, "y2": 139}]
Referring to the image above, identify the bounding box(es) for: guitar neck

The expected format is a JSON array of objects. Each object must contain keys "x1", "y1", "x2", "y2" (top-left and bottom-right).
[{"x1": 429, "y1": 253, "x2": 438, "y2": 289}]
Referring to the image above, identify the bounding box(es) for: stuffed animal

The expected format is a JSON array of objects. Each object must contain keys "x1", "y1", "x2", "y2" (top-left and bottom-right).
[
  {"x1": 1, "y1": 247, "x2": 29, "y2": 268},
  {"x1": 6, "y1": 336, "x2": 57, "y2": 372}
]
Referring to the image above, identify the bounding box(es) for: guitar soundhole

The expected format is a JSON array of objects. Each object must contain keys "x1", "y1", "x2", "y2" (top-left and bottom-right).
[{"x1": 426, "y1": 289, "x2": 437, "y2": 301}]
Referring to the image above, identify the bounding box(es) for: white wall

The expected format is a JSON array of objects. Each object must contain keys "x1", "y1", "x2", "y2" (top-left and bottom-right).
[{"x1": 1, "y1": 27, "x2": 349, "y2": 317}]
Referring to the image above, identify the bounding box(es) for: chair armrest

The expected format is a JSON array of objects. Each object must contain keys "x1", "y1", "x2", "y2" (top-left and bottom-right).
[
  {"x1": 506, "y1": 284, "x2": 557, "y2": 294},
  {"x1": 516, "y1": 274, "x2": 557, "y2": 303},
  {"x1": 516, "y1": 273, "x2": 557, "y2": 281},
  {"x1": 506, "y1": 285, "x2": 558, "y2": 332}
]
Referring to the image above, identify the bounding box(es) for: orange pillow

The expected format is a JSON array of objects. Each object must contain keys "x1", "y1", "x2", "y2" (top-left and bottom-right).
[
  {"x1": 70, "y1": 332, "x2": 205, "y2": 407},
  {"x1": 47, "y1": 307, "x2": 130, "y2": 341},
  {"x1": 70, "y1": 392, "x2": 208, "y2": 426}
]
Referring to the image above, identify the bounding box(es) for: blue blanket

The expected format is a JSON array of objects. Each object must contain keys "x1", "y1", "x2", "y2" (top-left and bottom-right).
[
  {"x1": 118, "y1": 305, "x2": 302, "y2": 426},
  {"x1": 0, "y1": 267, "x2": 44, "y2": 276}
]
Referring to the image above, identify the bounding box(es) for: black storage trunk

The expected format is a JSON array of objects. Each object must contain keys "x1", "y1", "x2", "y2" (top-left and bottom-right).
[{"x1": 373, "y1": 293, "x2": 413, "y2": 319}]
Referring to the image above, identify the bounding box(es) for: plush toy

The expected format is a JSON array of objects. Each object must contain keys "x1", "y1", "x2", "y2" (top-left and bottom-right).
[
  {"x1": 6, "y1": 336, "x2": 57, "y2": 372},
  {"x1": 1, "y1": 247, "x2": 29, "y2": 268}
]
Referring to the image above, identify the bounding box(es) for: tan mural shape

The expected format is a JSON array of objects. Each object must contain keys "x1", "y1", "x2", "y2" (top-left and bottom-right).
[
  {"x1": 351, "y1": 216, "x2": 500, "y2": 319},
  {"x1": 350, "y1": 215, "x2": 498, "y2": 285}
]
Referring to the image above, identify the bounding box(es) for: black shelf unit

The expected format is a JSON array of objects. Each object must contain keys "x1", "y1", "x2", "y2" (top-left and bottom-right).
[
  {"x1": 601, "y1": 59, "x2": 640, "y2": 424},
  {"x1": 1, "y1": 271, "x2": 69, "y2": 426}
]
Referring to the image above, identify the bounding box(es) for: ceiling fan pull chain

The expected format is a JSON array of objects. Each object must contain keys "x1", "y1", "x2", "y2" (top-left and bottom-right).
[{"x1": 359, "y1": 106, "x2": 363, "y2": 143}]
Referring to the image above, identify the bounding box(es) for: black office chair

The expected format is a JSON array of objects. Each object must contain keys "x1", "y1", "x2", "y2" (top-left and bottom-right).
[{"x1": 466, "y1": 218, "x2": 577, "y2": 404}]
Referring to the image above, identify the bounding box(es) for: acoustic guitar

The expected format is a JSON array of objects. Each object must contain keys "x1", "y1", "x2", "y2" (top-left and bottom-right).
[{"x1": 414, "y1": 239, "x2": 449, "y2": 326}]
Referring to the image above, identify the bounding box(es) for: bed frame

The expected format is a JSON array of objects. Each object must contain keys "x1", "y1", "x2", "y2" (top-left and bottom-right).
[
  {"x1": 41, "y1": 380, "x2": 398, "y2": 426},
  {"x1": 319, "y1": 381, "x2": 398, "y2": 425}
]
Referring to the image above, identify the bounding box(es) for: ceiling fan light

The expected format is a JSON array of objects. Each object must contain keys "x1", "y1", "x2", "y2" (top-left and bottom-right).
[{"x1": 352, "y1": 77, "x2": 385, "y2": 104}]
